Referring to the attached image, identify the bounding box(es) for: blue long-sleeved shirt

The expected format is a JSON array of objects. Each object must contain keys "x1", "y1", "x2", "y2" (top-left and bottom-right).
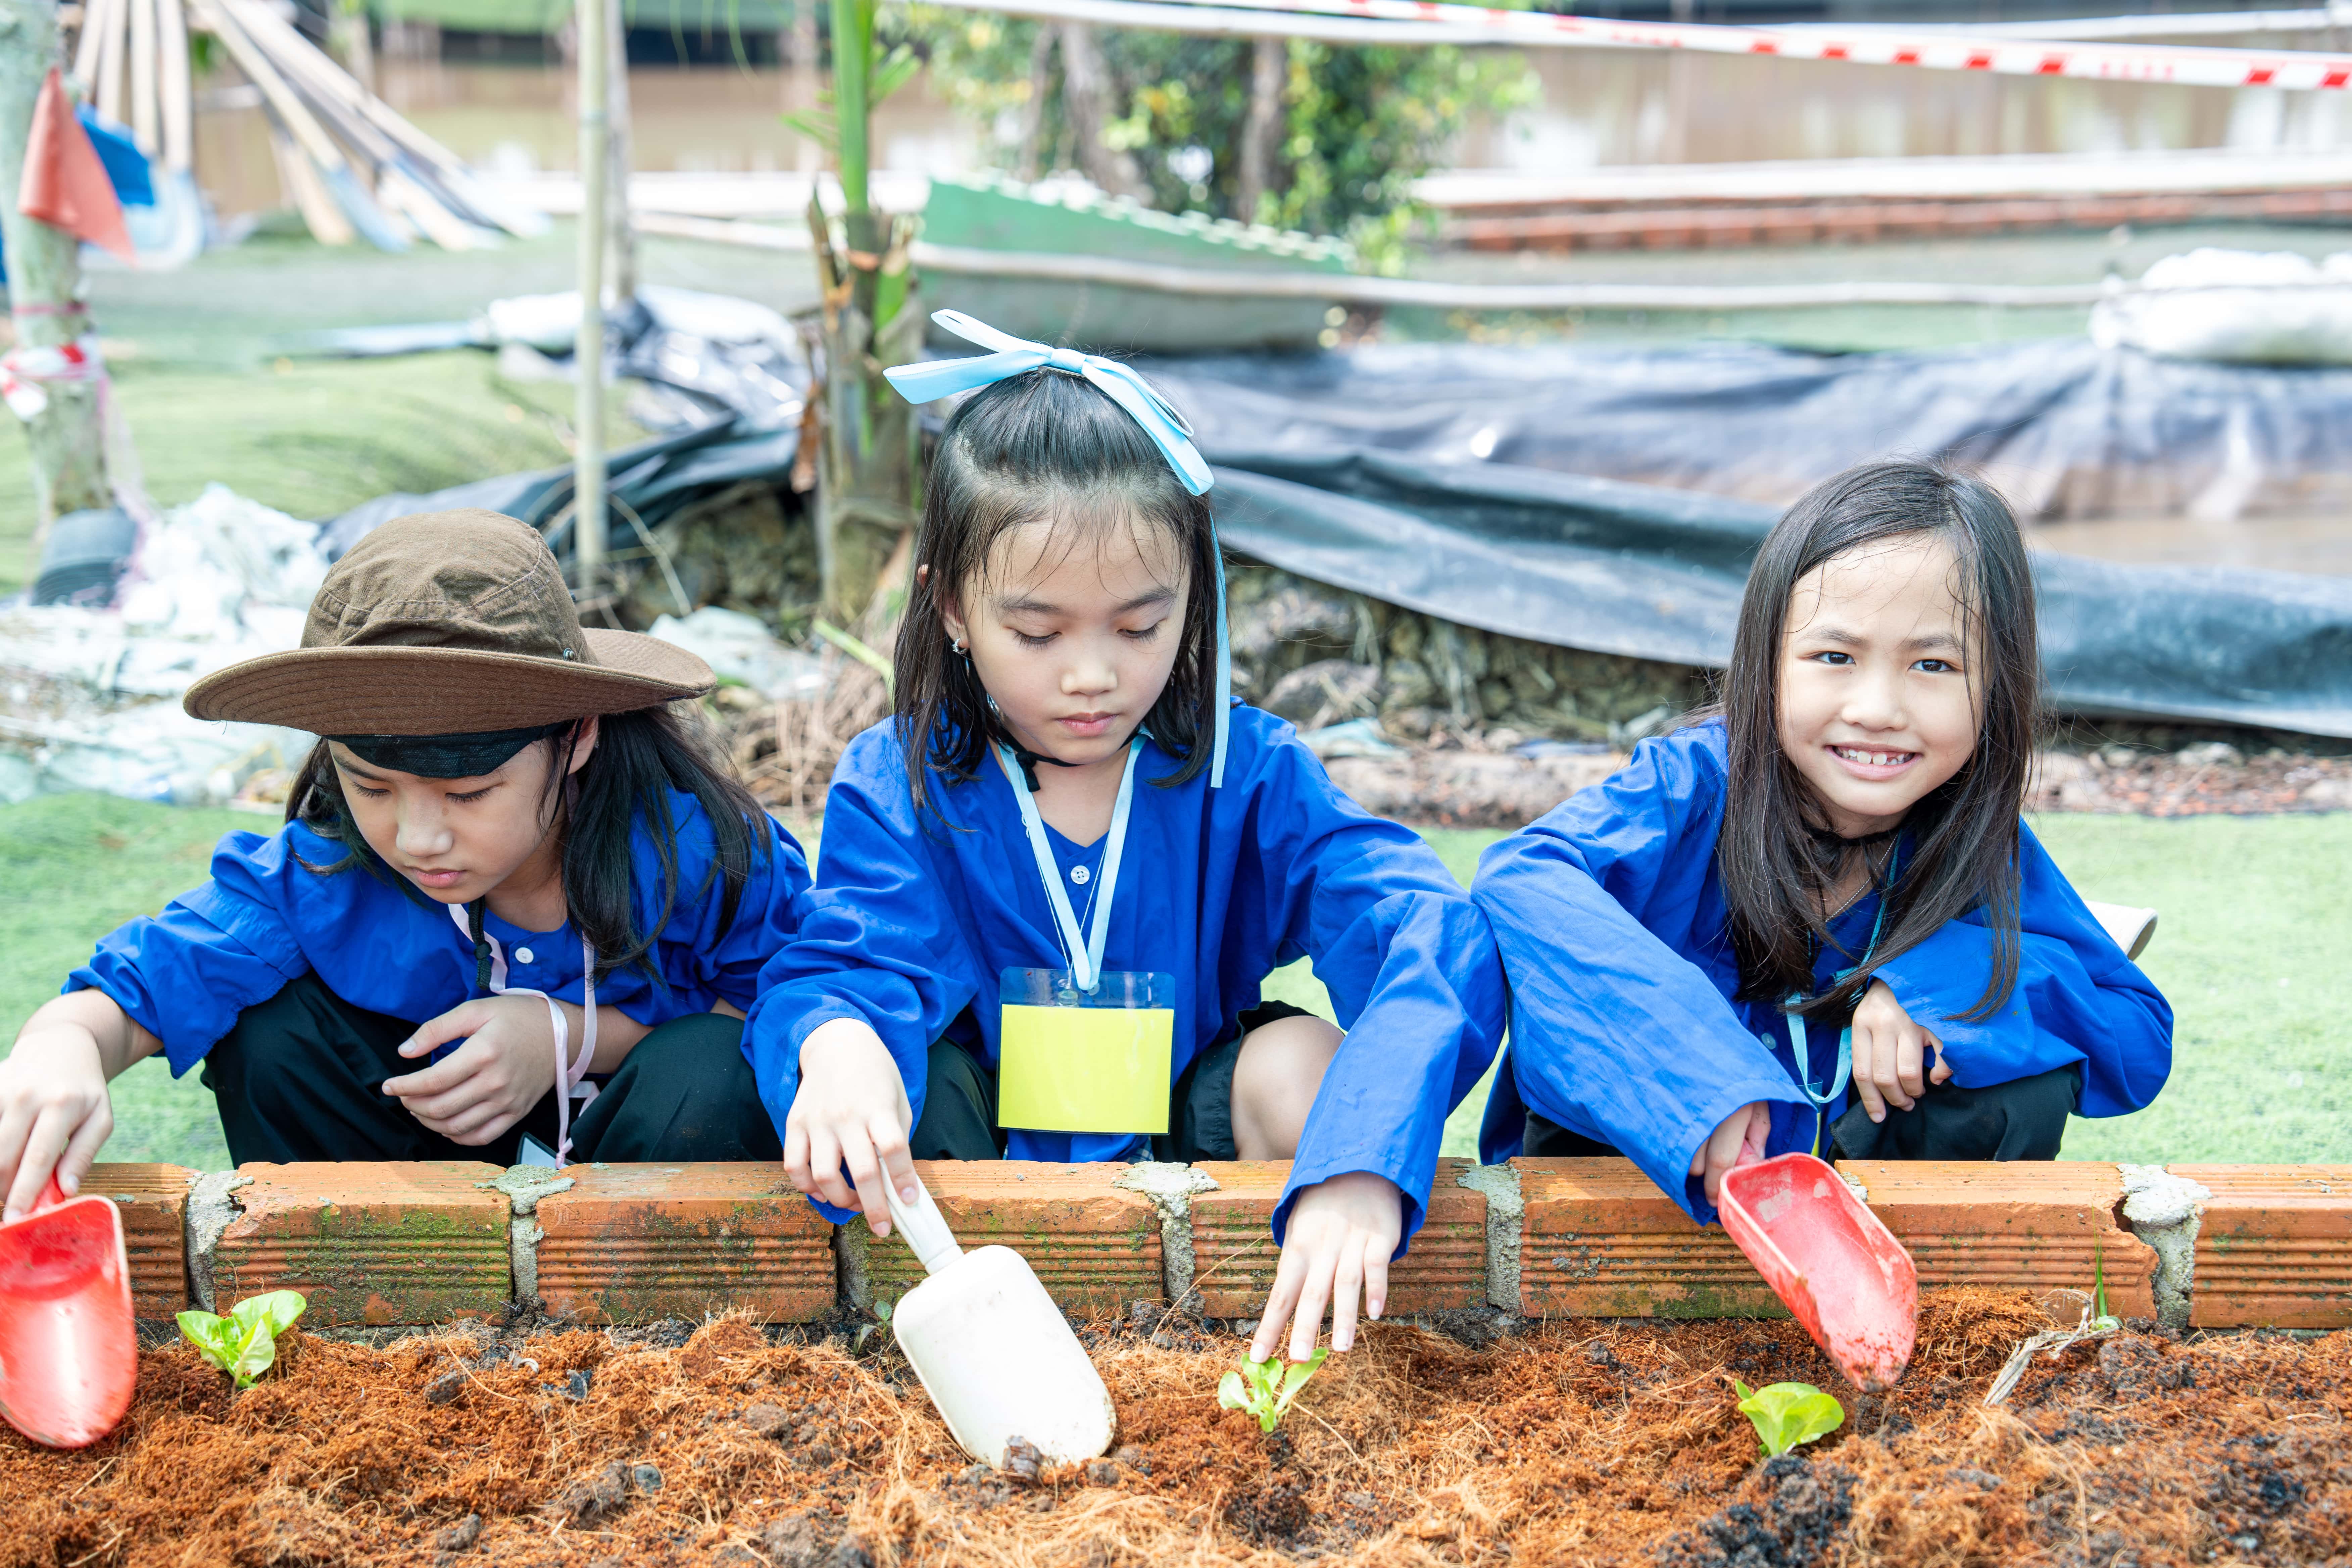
[
  {"x1": 745, "y1": 705, "x2": 1506, "y2": 1246},
  {"x1": 1473, "y1": 721, "x2": 2172, "y2": 1223},
  {"x1": 70, "y1": 792, "x2": 809, "y2": 1073}
]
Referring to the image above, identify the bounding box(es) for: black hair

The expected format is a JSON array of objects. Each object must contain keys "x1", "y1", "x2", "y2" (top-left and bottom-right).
[
  {"x1": 893, "y1": 367, "x2": 1221, "y2": 817},
  {"x1": 286, "y1": 703, "x2": 770, "y2": 986},
  {"x1": 1710, "y1": 458, "x2": 2040, "y2": 1025}
]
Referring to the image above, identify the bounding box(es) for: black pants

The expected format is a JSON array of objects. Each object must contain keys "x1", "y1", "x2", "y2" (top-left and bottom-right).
[
  {"x1": 908, "y1": 1000, "x2": 1314, "y2": 1164},
  {"x1": 1523, "y1": 1063, "x2": 2082, "y2": 1164},
  {"x1": 202, "y1": 972, "x2": 783, "y2": 1165}
]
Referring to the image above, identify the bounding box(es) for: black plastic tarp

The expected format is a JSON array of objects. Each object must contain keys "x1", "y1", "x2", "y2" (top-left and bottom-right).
[
  {"x1": 321, "y1": 416, "x2": 798, "y2": 563},
  {"x1": 320, "y1": 337, "x2": 2352, "y2": 737},
  {"x1": 1209, "y1": 448, "x2": 2352, "y2": 738},
  {"x1": 1151, "y1": 338, "x2": 2352, "y2": 522}
]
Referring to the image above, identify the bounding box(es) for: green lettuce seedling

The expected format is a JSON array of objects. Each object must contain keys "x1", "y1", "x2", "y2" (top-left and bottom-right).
[
  {"x1": 1218, "y1": 1348, "x2": 1329, "y2": 1433},
  {"x1": 1732, "y1": 1379, "x2": 1844, "y2": 1457},
  {"x1": 178, "y1": 1291, "x2": 308, "y2": 1388}
]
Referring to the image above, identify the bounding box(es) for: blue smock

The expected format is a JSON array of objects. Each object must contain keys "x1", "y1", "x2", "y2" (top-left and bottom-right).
[
  {"x1": 69, "y1": 792, "x2": 809, "y2": 1075},
  {"x1": 744, "y1": 705, "x2": 1506, "y2": 1246},
  {"x1": 1473, "y1": 721, "x2": 2173, "y2": 1224}
]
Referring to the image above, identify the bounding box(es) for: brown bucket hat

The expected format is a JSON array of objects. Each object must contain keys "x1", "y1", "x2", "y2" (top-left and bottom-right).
[{"x1": 183, "y1": 509, "x2": 713, "y2": 735}]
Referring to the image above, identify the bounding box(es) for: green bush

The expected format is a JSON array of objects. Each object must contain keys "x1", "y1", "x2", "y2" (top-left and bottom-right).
[{"x1": 904, "y1": 8, "x2": 1536, "y2": 270}]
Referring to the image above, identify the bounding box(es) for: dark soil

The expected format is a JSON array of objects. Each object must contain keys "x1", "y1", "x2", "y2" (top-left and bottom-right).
[{"x1": 3, "y1": 1290, "x2": 2346, "y2": 1566}]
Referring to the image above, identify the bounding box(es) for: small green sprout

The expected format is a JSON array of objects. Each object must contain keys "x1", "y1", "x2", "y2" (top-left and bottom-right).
[
  {"x1": 1732, "y1": 1379, "x2": 1844, "y2": 1458},
  {"x1": 2090, "y1": 1241, "x2": 2120, "y2": 1332},
  {"x1": 177, "y1": 1291, "x2": 307, "y2": 1388},
  {"x1": 1218, "y1": 1348, "x2": 1329, "y2": 1433}
]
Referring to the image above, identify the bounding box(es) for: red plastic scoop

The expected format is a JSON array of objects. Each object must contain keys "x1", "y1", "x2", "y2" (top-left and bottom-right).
[
  {"x1": 1718, "y1": 1153, "x2": 1917, "y2": 1391},
  {"x1": 0, "y1": 1179, "x2": 137, "y2": 1449}
]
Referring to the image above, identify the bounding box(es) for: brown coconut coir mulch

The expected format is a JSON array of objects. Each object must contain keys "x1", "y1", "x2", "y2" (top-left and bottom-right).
[{"x1": 2, "y1": 1289, "x2": 2345, "y2": 1568}]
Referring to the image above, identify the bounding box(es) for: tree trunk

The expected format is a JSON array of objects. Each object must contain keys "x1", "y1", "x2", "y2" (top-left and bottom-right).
[
  {"x1": 604, "y1": 0, "x2": 636, "y2": 305},
  {"x1": 1056, "y1": 23, "x2": 1144, "y2": 200},
  {"x1": 1234, "y1": 35, "x2": 1284, "y2": 224},
  {"x1": 0, "y1": 0, "x2": 112, "y2": 556},
  {"x1": 806, "y1": 196, "x2": 919, "y2": 621}
]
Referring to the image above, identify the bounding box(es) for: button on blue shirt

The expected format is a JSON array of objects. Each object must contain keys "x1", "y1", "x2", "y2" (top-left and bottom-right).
[{"x1": 69, "y1": 790, "x2": 811, "y2": 1074}]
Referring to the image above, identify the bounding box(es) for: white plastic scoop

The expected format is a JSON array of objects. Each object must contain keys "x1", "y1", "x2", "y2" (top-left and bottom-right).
[{"x1": 883, "y1": 1176, "x2": 1116, "y2": 1469}]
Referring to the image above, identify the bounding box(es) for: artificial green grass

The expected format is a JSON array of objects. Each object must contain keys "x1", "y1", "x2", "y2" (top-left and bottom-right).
[
  {"x1": 0, "y1": 222, "x2": 812, "y2": 597},
  {"x1": 2, "y1": 795, "x2": 2344, "y2": 1173},
  {"x1": 0, "y1": 794, "x2": 256, "y2": 1171}
]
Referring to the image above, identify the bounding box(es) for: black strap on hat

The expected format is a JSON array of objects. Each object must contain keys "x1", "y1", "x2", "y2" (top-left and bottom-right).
[{"x1": 328, "y1": 721, "x2": 575, "y2": 781}]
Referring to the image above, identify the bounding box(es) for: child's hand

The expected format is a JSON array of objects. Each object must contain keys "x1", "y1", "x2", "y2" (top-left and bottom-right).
[
  {"x1": 0, "y1": 1025, "x2": 114, "y2": 1223},
  {"x1": 1693, "y1": 1101, "x2": 1771, "y2": 1205},
  {"x1": 1250, "y1": 1171, "x2": 1401, "y2": 1364},
  {"x1": 1849, "y1": 979, "x2": 1952, "y2": 1123},
  {"x1": 383, "y1": 995, "x2": 573, "y2": 1144},
  {"x1": 783, "y1": 1017, "x2": 916, "y2": 1237}
]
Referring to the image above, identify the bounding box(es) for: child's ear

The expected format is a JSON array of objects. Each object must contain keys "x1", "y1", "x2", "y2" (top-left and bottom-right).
[{"x1": 925, "y1": 565, "x2": 972, "y2": 648}]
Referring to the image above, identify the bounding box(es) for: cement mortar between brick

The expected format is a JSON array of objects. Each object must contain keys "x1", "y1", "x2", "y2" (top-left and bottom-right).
[
  {"x1": 484, "y1": 1169, "x2": 576, "y2": 1307},
  {"x1": 184, "y1": 1172, "x2": 252, "y2": 1312},
  {"x1": 1113, "y1": 1163, "x2": 1219, "y2": 1310},
  {"x1": 836, "y1": 1223, "x2": 873, "y2": 1315},
  {"x1": 1456, "y1": 1164, "x2": 1521, "y2": 1313},
  {"x1": 2121, "y1": 1164, "x2": 2213, "y2": 1335}
]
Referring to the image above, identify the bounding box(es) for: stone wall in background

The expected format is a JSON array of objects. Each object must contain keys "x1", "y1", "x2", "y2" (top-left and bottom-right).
[{"x1": 1224, "y1": 560, "x2": 1711, "y2": 746}]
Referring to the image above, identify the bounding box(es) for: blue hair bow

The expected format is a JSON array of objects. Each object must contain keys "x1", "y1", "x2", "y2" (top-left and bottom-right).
[{"x1": 884, "y1": 309, "x2": 1231, "y2": 787}]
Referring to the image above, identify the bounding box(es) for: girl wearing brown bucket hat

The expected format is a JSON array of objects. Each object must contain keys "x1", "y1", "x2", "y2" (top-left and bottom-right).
[{"x1": 0, "y1": 511, "x2": 808, "y2": 1216}]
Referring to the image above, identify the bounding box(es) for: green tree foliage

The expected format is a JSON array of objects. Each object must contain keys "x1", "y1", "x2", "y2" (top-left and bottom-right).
[{"x1": 905, "y1": 7, "x2": 1536, "y2": 269}]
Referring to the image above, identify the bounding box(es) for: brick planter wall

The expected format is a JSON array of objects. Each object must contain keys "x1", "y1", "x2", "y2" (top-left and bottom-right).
[{"x1": 91, "y1": 1156, "x2": 2352, "y2": 1332}]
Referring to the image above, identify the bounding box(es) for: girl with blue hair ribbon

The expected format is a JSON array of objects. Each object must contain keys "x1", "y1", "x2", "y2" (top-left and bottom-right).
[{"x1": 746, "y1": 313, "x2": 1505, "y2": 1362}]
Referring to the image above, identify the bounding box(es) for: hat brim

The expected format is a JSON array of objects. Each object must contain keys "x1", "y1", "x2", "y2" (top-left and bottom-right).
[{"x1": 182, "y1": 629, "x2": 715, "y2": 735}]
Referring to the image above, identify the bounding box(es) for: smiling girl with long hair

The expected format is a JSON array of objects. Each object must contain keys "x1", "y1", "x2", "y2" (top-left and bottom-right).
[{"x1": 1473, "y1": 459, "x2": 2172, "y2": 1220}]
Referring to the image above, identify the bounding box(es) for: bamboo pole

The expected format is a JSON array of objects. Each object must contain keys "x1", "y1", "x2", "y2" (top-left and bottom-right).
[
  {"x1": 0, "y1": 0, "x2": 113, "y2": 549},
  {"x1": 574, "y1": 0, "x2": 608, "y2": 593},
  {"x1": 91, "y1": 0, "x2": 123, "y2": 122},
  {"x1": 128, "y1": 0, "x2": 155, "y2": 154},
  {"x1": 71, "y1": 0, "x2": 110, "y2": 86},
  {"x1": 604, "y1": 0, "x2": 634, "y2": 304},
  {"x1": 157, "y1": 0, "x2": 190, "y2": 172}
]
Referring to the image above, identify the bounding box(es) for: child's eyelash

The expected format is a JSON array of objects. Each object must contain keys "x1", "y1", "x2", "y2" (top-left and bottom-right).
[
  {"x1": 1014, "y1": 631, "x2": 1055, "y2": 648},
  {"x1": 449, "y1": 787, "x2": 493, "y2": 803}
]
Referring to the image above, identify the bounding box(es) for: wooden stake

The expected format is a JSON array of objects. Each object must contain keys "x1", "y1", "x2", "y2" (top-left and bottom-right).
[{"x1": 263, "y1": 111, "x2": 353, "y2": 244}]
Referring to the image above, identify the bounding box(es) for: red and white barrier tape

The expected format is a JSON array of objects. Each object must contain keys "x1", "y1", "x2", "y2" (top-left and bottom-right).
[
  {"x1": 0, "y1": 335, "x2": 102, "y2": 423},
  {"x1": 1, "y1": 326, "x2": 155, "y2": 525},
  {"x1": 938, "y1": 0, "x2": 2352, "y2": 91}
]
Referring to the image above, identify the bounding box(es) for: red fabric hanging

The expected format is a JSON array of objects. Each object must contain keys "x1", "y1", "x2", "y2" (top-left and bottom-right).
[{"x1": 19, "y1": 67, "x2": 133, "y2": 260}]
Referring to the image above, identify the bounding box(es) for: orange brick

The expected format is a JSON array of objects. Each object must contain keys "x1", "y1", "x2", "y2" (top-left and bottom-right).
[
  {"x1": 82, "y1": 1163, "x2": 197, "y2": 1318},
  {"x1": 1514, "y1": 1158, "x2": 1780, "y2": 1318},
  {"x1": 1837, "y1": 1162, "x2": 2156, "y2": 1318},
  {"x1": 534, "y1": 1164, "x2": 835, "y2": 1323},
  {"x1": 852, "y1": 1161, "x2": 1160, "y2": 1314},
  {"x1": 213, "y1": 1162, "x2": 509, "y2": 1325},
  {"x1": 2175, "y1": 1165, "x2": 2352, "y2": 1329},
  {"x1": 1187, "y1": 1159, "x2": 1486, "y2": 1318}
]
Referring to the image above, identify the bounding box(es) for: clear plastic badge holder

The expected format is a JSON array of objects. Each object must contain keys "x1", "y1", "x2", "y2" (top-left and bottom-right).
[{"x1": 997, "y1": 967, "x2": 1175, "y2": 1135}]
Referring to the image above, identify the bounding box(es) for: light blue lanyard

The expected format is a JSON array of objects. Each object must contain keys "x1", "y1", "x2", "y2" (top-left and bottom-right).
[
  {"x1": 996, "y1": 738, "x2": 1140, "y2": 994},
  {"x1": 1780, "y1": 882, "x2": 1894, "y2": 1110}
]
